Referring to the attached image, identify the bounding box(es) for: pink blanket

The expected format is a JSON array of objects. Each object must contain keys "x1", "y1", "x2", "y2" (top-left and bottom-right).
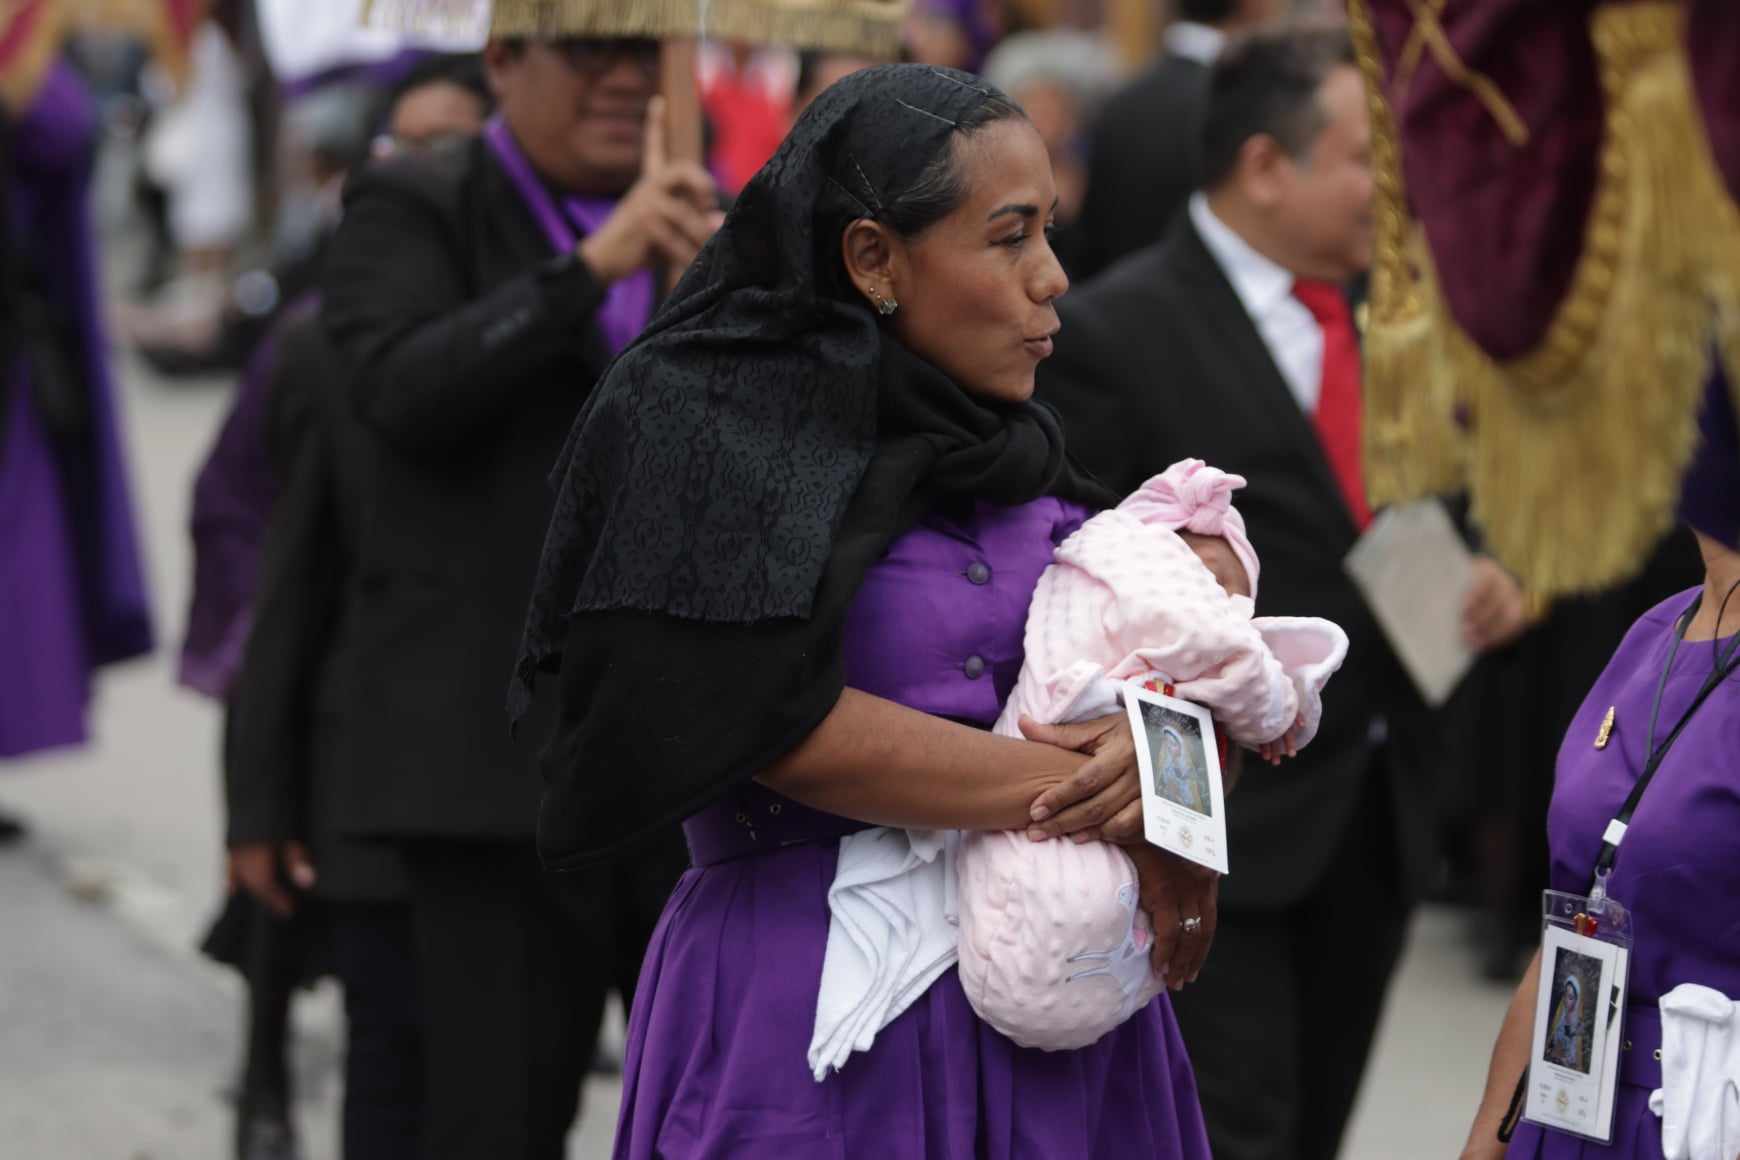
[{"x1": 956, "y1": 460, "x2": 1347, "y2": 1050}]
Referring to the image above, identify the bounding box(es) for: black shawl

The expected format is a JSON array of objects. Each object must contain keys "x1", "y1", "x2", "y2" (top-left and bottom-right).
[{"x1": 515, "y1": 65, "x2": 1112, "y2": 867}]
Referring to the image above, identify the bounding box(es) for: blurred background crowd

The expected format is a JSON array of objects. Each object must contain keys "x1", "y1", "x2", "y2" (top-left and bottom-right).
[{"x1": 0, "y1": 0, "x2": 1712, "y2": 1158}]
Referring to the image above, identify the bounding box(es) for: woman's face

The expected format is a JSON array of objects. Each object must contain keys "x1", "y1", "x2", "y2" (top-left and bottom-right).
[{"x1": 888, "y1": 118, "x2": 1068, "y2": 405}]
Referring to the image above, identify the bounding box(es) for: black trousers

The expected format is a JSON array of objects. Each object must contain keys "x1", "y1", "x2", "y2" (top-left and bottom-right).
[
  {"x1": 331, "y1": 902, "x2": 423, "y2": 1160},
  {"x1": 402, "y1": 841, "x2": 674, "y2": 1160},
  {"x1": 1171, "y1": 777, "x2": 1412, "y2": 1160}
]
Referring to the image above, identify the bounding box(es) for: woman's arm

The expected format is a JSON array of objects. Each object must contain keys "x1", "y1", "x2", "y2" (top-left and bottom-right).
[
  {"x1": 758, "y1": 688, "x2": 1092, "y2": 832},
  {"x1": 1462, "y1": 948, "x2": 1542, "y2": 1159}
]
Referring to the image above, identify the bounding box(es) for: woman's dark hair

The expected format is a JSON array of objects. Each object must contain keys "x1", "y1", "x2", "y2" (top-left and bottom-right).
[{"x1": 875, "y1": 94, "x2": 1026, "y2": 239}]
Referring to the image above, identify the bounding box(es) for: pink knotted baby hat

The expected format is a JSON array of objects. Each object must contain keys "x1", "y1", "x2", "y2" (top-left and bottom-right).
[{"x1": 1118, "y1": 459, "x2": 1261, "y2": 600}]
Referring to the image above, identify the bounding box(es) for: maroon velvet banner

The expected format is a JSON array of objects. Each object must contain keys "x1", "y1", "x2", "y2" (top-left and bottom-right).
[
  {"x1": 1364, "y1": 0, "x2": 1605, "y2": 363},
  {"x1": 1687, "y1": 0, "x2": 1740, "y2": 207}
]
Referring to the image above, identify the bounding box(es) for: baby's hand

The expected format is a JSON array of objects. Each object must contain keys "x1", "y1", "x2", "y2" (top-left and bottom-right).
[{"x1": 1253, "y1": 715, "x2": 1307, "y2": 766}]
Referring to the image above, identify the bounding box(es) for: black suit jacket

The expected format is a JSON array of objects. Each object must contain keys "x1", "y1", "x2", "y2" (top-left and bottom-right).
[
  {"x1": 1039, "y1": 220, "x2": 1434, "y2": 909},
  {"x1": 319, "y1": 138, "x2": 616, "y2": 840},
  {"x1": 226, "y1": 308, "x2": 409, "y2": 899},
  {"x1": 1064, "y1": 51, "x2": 1210, "y2": 282}
]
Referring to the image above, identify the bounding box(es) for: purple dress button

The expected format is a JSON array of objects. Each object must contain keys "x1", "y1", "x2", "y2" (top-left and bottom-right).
[{"x1": 963, "y1": 655, "x2": 986, "y2": 680}]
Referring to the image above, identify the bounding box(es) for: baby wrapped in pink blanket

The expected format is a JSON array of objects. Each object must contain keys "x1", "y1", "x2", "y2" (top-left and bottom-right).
[{"x1": 955, "y1": 459, "x2": 1348, "y2": 1050}]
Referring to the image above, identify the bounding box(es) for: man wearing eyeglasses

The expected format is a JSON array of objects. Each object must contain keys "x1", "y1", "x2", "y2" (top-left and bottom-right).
[{"x1": 320, "y1": 24, "x2": 717, "y2": 1160}]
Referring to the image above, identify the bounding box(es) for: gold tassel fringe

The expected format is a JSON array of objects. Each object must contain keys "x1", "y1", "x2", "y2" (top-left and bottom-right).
[
  {"x1": 1351, "y1": 1, "x2": 1740, "y2": 598},
  {"x1": 1349, "y1": 0, "x2": 1466, "y2": 504},
  {"x1": 487, "y1": 0, "x2": 907, "y2": 57}
]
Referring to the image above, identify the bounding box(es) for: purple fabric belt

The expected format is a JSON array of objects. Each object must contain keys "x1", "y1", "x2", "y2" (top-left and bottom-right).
[
  {"x1": 683, "y1": 784, "x2": 871, "y2": 867},
  {"x1": 1617, "y1": 1001, "x2": 1662, "y2": 1092}
]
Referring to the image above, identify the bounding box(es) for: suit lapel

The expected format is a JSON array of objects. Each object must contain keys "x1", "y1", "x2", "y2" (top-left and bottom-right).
[{"x1": 1170, "y1": 220, "x2": 1359, "y2": 537}]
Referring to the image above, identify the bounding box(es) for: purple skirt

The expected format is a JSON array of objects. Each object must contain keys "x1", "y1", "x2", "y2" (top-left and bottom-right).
[
  {"x1": 1505, "y1": 1088, "x2": 1663, "y2": 1160},
  {"x1": 612, "y1": 799, "x2": 1213, "y2": 1158}
]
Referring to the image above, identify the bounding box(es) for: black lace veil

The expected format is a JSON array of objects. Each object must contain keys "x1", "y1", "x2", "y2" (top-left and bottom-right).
[{"x1": 515, "y1": 64, "x2": 1111, "y2": 866}]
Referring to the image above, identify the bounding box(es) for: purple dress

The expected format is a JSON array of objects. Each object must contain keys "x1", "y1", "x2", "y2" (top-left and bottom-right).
[
  {"x1": 612, "y1": 497, "x2": 1213, "y2": 1159},
  {"x1": 0, "y1": 63, "x2": 153, "y2": 758},
  {"x1": 1508, "y1": 589, "x2": 1740, "y2": 1159}
]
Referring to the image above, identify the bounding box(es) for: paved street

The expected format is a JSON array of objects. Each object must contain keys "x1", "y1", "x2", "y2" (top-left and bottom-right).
[{"x1": 0, "y1": 160, "x2": 1513, "y2": 1159}]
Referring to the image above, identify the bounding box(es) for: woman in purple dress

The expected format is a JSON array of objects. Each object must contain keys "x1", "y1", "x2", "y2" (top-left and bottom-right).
[
  {"x1": 0, "y1": 63, "x2": 153, "y2": 786},
  {"x1": 515, "y1": 65, "x2": 1216, "y2": 1157},
  {"x1": 1462, "y1": 368, "x2": 1740, "y2": 1160}
]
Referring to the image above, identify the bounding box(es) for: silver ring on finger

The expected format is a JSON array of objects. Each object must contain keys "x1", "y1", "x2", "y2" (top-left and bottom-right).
[{"x1": 1180, "y1": 915, "x2": 1203, "y2": 935}]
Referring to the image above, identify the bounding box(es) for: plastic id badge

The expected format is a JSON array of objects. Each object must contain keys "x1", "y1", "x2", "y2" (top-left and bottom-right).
[
  {"x1": 1522, "y1": 885, "x2": 1633, "y2": 1143},
  {"x1": 1123, "y1": 681, "x2": 1229, "y2": 875}
]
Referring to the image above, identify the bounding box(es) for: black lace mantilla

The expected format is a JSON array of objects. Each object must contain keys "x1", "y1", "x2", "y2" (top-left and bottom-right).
[
  {"x1": 513, "y1": 66, "x2": 1047, "y2": 707},
  {"x1": 511, "y1": 68, "x2": 1111, "y2": 861}
]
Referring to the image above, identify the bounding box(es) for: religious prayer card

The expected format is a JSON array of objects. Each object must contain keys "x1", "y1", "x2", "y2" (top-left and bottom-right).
[
  {"x1": 1343, "y1": 499, "x2": 1476, "y2": 707},
  {"x1": 1124, "y1": 683, "x2": 1229, "y2": 875},
  {"x1": 1523, "y1": 926, "x2": 1628, "y2": 1143}
]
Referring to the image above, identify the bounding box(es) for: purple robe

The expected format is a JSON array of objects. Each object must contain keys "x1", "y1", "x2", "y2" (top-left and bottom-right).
[
  {"x1": 0, "y1": 62, "x2": 152, "y2": 759},
  {"x1": 177, "y1": 297, "x2": 318, "y2": 699},
  {"x1": 1508, "y1": 588, "x2": 1740, "y2": 1159},
  {"x1": 612, "y1": 497, "x2": 1213, "y2": 1158}
]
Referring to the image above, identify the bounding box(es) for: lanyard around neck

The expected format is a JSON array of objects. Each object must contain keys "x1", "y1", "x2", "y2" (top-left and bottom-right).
[{"x1": 1587, "y1": 595, "x2": 1740, "y2": 894}]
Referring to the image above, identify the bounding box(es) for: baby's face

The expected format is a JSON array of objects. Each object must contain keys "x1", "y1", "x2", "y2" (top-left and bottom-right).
[{"x1": 1180, "y1": 532, "x2": 1252, "y2": 598}]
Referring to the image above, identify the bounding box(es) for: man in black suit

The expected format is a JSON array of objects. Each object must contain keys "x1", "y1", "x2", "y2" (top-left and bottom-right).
[
  {"x1": 1042, "y1": 27, "x2": 1472, "y2": 1160},
  {"x1": 1064, "y1": 0, "x2": 1277, "y2": 281},
  {"x1": 320, "y1": 27, "x2": 714, "y2": 1160}
]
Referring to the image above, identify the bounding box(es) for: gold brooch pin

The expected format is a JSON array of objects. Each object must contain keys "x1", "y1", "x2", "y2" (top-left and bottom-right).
[{"x1": 1594, "y1": 707, "x2": 1616, "y2": 750}]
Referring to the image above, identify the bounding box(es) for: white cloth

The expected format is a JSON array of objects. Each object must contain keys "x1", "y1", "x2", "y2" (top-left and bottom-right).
[
  {"x1": 807, "y1": 827, "x2": 959, "y2": 1081},
  {"x1": 1648, "y1": 984, "x2": 1740, "y2": 1160},
  {"x1": 1187, "y1": 193, "x2": 1323, "y2": 414},
  {"x1": 259, "y1": 0, "x2": 487, "y2": 82},
  {"x1": 144, "y1": 24, "x2": 253, "y2": 250},
  {"x1": 1164, "y1": 21, "x2": 1227, "y2": 66}
]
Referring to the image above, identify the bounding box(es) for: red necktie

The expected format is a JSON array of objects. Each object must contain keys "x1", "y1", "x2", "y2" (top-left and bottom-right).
[{"x1": 1292, "y1": 279, "x2": 1372, "y2": 530}]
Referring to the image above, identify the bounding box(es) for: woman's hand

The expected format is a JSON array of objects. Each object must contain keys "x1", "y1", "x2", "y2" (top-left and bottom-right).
[
  {"x1": 1018, "y1": 714, "x2": 1144, "y2": 844},
  {"x1": 1127, "y1": 844, "x2": 1219, "y2": 989},
  {"x1": 1463, "y1": 556, "x2": 1530, "y2": 653},
  {"x1": 228, "y1": 840, "x2": 316, "y2": 917}
]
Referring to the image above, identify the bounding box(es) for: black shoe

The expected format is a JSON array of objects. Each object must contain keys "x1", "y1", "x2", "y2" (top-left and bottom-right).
[
  {"x1": 0, "y1": 810, "x2": 26, "y2": 846},
  {"x1": 235, "y1": 1097, "x2": 301, "y2": 1160}
]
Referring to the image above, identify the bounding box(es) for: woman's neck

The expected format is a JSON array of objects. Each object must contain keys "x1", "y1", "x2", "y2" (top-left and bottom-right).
[{"x1": 1685, "y1": 531, "x2": 1740, "y2": 642}]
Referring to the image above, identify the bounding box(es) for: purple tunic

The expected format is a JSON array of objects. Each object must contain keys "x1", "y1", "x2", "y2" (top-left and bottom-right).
[
  {"x1": 177, "y1": 296, "x2": 318, "y2": 699},
  {"x1": 612, "y1": 497, "x2": 1213, "y2": 1158},
  {"x1": 1508, "y1": 589, "x2": 1740, "y2": 1159},
  {"x1": 0, "y1": 63, "x2": 153, "y2": 759}
]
